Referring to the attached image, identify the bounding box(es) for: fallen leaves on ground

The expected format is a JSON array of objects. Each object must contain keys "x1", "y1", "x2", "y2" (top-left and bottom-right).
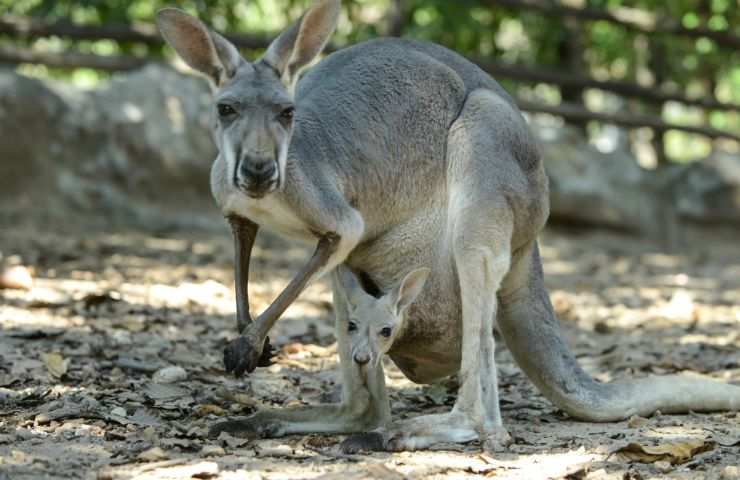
[
  {"x1": 1, "y1": 225, "x2": 739, "y2": 479},
  {"x1": 613, "y1": 438, "x2": 715, "y2": 465}
]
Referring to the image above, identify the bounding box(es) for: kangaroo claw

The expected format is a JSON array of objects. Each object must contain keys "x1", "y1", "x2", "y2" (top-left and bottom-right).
[{"x1": 224, "y1": 336, "x2": 273, "y2": 376}]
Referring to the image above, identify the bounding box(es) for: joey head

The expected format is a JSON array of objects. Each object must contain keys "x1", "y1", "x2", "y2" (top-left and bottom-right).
[{"x1": 335, "y1": 265, "x2": 430, "y2": 371}]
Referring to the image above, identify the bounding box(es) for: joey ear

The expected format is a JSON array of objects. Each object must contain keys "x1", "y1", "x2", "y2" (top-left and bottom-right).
[
  {"x1": 333, "y1": 264, "x2": 366, "y2": 307},
  {"x1": 156, "y1": 8, "x2": 243, "y2": 86},
  {"x1": 392, "y1": 268, "x2": 430, "y2": 315},
  {"x1": 261, "y1": 0, "x2": 341, "y2": 88}
]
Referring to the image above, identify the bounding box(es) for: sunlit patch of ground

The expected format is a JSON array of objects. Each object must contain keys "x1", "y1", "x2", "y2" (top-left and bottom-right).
[{"x1": 1, "y1": 221, "x2": 738, "y2": 479}]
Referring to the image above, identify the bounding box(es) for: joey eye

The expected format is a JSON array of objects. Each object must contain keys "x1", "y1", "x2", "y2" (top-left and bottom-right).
[
  {"x1": 380, "y1": 327, "x2": 392, "y2": 338},
  {"x1": 347, "y1": 321, "x2": 358, "y2": 333},
  {"x1": 217, "y1": 103, "x2": 237, "y2": 118},
  {"x1": 279, "y1": 106, "x2": 295, "y2": 125}
]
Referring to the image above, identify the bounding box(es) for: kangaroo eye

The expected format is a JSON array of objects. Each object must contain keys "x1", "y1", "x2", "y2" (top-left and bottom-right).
[
  {"x1": 380, "y1": 327, "x2": 392, "y2": 338},
  {"x1": 279, "y1": 106, "x2": 295, "y2": 125},
  {"x1": 217, "y1": 103, "x2": 236, "y2": 117},
  {"x1": 348, "y1": 321, "x2": 358, "y2": 333}
]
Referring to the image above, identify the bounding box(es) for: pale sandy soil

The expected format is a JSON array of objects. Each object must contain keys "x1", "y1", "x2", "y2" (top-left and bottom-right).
[{"x1": 1, "y1": 219, "x2": 738, "y2": 480}]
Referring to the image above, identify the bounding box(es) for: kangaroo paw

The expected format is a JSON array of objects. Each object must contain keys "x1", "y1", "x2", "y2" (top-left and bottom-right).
[
  {"x1": 257, "y1": 336, "x2": 276, "y2": 367},
  {"x1": 224, "y1": 336, "x2": 273, "y2": 376},
  {"x1": 209, "y1": 413, "x2": 283, "y2": 439}
]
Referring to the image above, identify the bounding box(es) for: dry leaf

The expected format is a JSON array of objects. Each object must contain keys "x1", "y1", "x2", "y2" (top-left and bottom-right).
[
  {"x1": 201, "y1": 445, "x2": 225, "y2": 457},
  {"x1": 143, "y1": 382, "x2": 188, "y2": 401},
  {"x1": 217, "y1": 432, "x2": 249, "y2": 448},
  {"x1": 195, "y1": 404, "x2": 226, "y2": 417},
  {"x1": 137, "y1": 447, "x2": 169, "y2": 462},
  {"x1": 41, "y1": 352, "x2": 69, "y2": 378},
  {"x1": 614, "y1": 438, "x2": 715, "y2": 465},
  {"x1": 627, "y1": 415, "x2": 649, "y2": 428}
]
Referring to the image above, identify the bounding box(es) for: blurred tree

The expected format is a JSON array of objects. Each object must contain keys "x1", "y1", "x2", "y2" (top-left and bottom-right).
[{"x1": 0, "y1": 0, "x2": 737, "y2": 161}]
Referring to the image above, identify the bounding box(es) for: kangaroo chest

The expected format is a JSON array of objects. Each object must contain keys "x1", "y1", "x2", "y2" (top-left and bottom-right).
[{"x1": 224, "y1": 193, "x2": 315, "y2": 244}]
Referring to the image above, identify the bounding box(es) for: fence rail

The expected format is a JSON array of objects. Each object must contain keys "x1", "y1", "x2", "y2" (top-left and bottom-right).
[
  {"x1": 488, "y1": 0, "x2": 740, "y2": 50},
  {"x1": 1, "y1": 6, "x2": 738, "y2": 148}
]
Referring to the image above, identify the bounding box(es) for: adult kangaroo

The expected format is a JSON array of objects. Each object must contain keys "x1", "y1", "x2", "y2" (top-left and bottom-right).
[{"x1": 156, "y1": 0, "x2": 740, "y2": 451}]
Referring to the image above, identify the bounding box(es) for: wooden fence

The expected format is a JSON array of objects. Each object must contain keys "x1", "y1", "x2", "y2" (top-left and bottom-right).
[{"x1": 1, "y1": 2, "x2": 739, "y2": 152}]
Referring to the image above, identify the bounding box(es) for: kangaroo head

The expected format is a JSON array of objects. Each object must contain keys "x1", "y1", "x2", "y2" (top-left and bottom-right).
[
  {"x1": 334, "y1": 265, "x2": 430, "y2": 369},
  {"x1": 156, "y1": 0, "x2": 340, "y2": 200}
]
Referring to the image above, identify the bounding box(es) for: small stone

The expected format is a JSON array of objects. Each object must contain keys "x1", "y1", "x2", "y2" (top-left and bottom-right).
[
  {"x1": 627, "y1": 415, "x2": 649, "y2": 428},
  {"x1": 654, "y1": 461, "x2": 672, "y2": 473},
  {"x1": 110, "y1": 407, "x2": 127, "y2": 418},
  {"x1": 201, "y1": 445, "x2": 225, "y2": 457},
  {"x1": 152, "y1": 366, "x2": 187, "y2": 384},
  {"x1": 35, "y1": 414, "x2": 51, "y2": 425},
  {"x1": 722, "y1": 466, "x2": 740, "y2": 479},
  {"x1": 0, "y1": 265, "x2": 33, "y2": 290},
  {"x1": 137, "y1": 447, "x2": 169, "y2": 462},
  {"x1": 142, "y1": 426, "x2": 156, "y2": 442}
]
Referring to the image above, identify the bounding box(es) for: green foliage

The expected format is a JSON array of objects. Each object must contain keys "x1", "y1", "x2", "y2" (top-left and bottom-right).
[{"x1": 1, "y1": 0, "x2": 738, "y2": 159}]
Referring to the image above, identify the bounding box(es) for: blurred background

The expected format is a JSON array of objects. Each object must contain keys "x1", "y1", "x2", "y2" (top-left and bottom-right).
[{"x1": 0, "y1": 0, "x2": 738, "y2": 242}]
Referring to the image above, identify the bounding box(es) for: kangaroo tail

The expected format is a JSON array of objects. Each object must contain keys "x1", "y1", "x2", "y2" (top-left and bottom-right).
[{"x1": 498, "y1": 242, "x2": 740, "y2": 422}]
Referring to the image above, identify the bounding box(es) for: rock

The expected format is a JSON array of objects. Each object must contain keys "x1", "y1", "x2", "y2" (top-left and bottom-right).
[
  {"x1": 0, "y1": 71, "x2": 68, "y2": 199},
  {"x1": 0, "y1": 265, "x2": 33, "y2": 290},
  {"x1": 152, "y1": 366, "x2": 187, "y2": 384},
  {"x1": 535, "y1": 123, "x2": 657, "y2": 232},
  {"x1": 0, "y1": 65, "x2": 216, "y2": 229},
  {"x1": 654, "y1": 461, "x2": 672, "y2": 473},
  {"x1": 674, "y1": 152, "x2": 740, "y2": 225},
  {"x1": 137, "y1": 447, "x2": 169, "y2": 462},
  {"x1": 201, "y1": 445, "x2": 225, "y2": 457}
]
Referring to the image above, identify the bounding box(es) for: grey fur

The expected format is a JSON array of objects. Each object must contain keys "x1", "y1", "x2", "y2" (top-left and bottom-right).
[{"x1": 157, "y1": 0, "x2": 740, "y2": 452}]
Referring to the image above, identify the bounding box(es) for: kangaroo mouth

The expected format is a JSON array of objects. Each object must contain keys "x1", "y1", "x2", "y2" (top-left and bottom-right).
[
  {"x1": 240, "y1": 165, "x2": 280, "y2": 199},
  {"x1": 243, "y1": 180, "x2": 278, "y2": 199}
]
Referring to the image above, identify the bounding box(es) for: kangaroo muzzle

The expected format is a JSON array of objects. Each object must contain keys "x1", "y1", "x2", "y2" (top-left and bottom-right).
[{"x1": 239, "y1": 154, "x2": 279, "y2": 198}]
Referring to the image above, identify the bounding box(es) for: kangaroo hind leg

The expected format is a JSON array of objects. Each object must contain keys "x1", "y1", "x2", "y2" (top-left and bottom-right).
[{"x1": 382, "y1": 89, "x2": 518, "y2": 451}]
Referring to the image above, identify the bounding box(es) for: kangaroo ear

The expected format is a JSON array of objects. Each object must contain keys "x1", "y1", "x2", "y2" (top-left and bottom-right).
[
  {"x1": 333, "y1": 264, "x2": 366, "y2": 307},
  {"x1": 392, "y1": 268, "x2": 430, "y2": 315},
  {"x1": 261, "y1": 0, "x2": 341, "y2": 89},
  {"x1": 156, "y1": 8, "x2": 243, "y2": 86}
]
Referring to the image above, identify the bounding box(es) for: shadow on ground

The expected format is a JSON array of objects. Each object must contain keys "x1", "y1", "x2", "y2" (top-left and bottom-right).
[{"x1": 1, "y1": 218, "x2": 739, "y2": 479}]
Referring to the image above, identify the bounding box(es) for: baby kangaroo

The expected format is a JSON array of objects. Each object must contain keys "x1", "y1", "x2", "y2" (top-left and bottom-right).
[
  {"x1": 331, "y1": 264, "x2": 489, "y2": 453},
  {"x1": 334, "y1": 264, "x2": 515, "y2": 452}
]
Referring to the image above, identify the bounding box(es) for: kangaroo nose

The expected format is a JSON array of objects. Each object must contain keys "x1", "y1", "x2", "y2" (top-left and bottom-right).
[
  {"x1": 353, "y1": 352, "x2": 370, "y2": 365},
  {"x1": 240, "y1": 157, "x2": 276, "y2": 181}
]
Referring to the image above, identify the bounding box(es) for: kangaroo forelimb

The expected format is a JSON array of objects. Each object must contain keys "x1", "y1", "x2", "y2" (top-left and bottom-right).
[
  {"x1": 228, "y1": 216, "x2": 259, "y2": 334},
  {"x1": 224, "y1": 233, "x2": 339, "y2": 376}
]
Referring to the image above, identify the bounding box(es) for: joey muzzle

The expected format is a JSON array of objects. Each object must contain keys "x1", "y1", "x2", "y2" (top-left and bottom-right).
[{"x1": 353, "y1": 351, "x2": 371, "y2": 365}]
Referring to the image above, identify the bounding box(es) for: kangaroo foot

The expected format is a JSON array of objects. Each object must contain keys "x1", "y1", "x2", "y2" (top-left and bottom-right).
[
  {"x1": 209, "y1": 412, "x2": 283, "y2": 439},
  {"x1": 339, "y1": 431, "x2": 386, "y2": 453},
  {"x1": 481, "y1": 426, "x2": 512, "y2": 453},
  {"x1": 384, "y1": 412, "x2": 479, "y2": 451}
]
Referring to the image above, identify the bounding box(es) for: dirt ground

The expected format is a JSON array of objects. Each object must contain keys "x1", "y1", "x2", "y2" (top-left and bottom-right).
[{"x1": 1, "y1": 216, "x2": 739, "y2": 480}]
